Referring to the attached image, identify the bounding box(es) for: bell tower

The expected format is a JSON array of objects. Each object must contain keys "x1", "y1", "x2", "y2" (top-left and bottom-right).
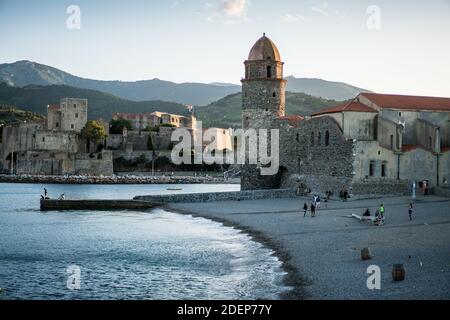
[
  {"x1": 241, "y1": 34, "x2": 287, "y2": 190},
  {"x1": 241, "y1": 33, "x2": 286, "y2": 130}
]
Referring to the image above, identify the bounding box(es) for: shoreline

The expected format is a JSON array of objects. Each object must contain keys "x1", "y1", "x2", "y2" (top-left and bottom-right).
[
  {"x1": 0, "y1": 174, "x2": 238, "y2": 185},
  {"x1": 164, "y1": 204, "x2": 307, "y2": 300},
  {"x1": 165, "y1": 195, "x2": 450, "y2": 300}
]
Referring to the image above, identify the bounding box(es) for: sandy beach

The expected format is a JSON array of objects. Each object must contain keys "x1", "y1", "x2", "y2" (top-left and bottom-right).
[{"x1": 166, "y1": 195, "x2": 450, "y2": 300}]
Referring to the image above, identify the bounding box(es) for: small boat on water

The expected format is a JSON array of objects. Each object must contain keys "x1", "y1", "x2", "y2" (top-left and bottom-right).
[{"x1": 167, "y1": 187, "x2": 182, "y2": 191}]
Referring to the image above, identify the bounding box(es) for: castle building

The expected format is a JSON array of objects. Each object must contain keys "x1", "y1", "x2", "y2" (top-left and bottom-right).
[
  {"x1": 47, "y1": 98, "x2": 88, "y2": 132},
  {"x1": 241, "y1": 35, "x2": 450, "y2": 195},
  {"x1": 0, "y1": 98, "x2": 112, "y2": 176}
]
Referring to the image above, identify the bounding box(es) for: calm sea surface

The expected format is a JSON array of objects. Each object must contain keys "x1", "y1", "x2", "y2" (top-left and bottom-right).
[{"x1": 0, "y1": 183, "x2": 288, "y2": 300}]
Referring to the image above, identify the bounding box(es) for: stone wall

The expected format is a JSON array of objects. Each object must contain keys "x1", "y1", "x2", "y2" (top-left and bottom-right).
[
  {"x1": 15, "y1": 151, "x2": 74, "y2": 175},
  {"x1": 0, "y1": 121, "x2": 44, "y2": 170},
  {"x1": 134, "y1": 188, "x2": 297, "y2": 203},
  {"x1": 35, "y1": 131, "x2": 79, "y2": 152},
  {"x1": 74, "y1": 151, "x2": 113, "y2": 176},
  {"x1": 351, "y1": 178, "x2": 410, "y2": 196}
]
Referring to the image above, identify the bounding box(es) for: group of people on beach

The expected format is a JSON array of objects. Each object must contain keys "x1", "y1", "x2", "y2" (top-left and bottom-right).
[
  {"x1": 363, "y1": 202, "x2": 415, "y2": 224},
  {"x1": 302, "y1": 194, "x2": 322, "y2": 217},
  {"x1": 362, "y1": 204, "x2": 386, "y2": 225}
]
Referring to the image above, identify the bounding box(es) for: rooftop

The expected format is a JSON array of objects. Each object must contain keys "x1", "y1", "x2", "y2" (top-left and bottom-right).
[
  {"x1": 312, "y1": 101, "x2": 377, "y2": 116},
  {"x1": 247, "y1": 34, "x2": 281, "y2": 61},
  {"x1": 360, "y1": 93, "x2": 450, "y2": 111}
]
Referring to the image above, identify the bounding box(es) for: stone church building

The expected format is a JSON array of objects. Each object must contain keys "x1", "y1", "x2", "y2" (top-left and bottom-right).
[{"x1": 241, "y1": 34, "x2": 450, "y2": 196}]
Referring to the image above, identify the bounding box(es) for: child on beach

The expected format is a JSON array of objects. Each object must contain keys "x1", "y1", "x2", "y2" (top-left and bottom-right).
[{"x1": 303, "y1": 203, "x2": 308, "y2": 217}]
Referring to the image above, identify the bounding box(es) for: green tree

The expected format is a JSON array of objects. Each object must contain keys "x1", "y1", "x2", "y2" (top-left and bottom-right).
[
  {"x1": 82, "y1": 120, "x2": 107, "y2": 152},
  {"x1": 110, "y1": 118, "x2": 132, "y2": 134}
]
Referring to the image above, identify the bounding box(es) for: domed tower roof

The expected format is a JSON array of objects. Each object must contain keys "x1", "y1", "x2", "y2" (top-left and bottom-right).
[{"x1": 247, "y1": 33, "x2": 281, "y2": 61}]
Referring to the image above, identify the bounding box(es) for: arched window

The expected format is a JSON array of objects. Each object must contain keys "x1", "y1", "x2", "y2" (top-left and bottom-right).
[
  {"x1": 310, "y1": 132, "x2": 314, "y2": 146},
  {"x1": 267, "y1": 66, "x2": 272, "y2": 78},
  {"x1": 318, "y1": 132, "x2": 321, "y2": 145},
  {"x1": 296, "y1": 133, "x2": 299, "y2": 142},
  {"x1": 272, "y1": 92, "x2": 276, "y2": 97},
  {"x1": 325, "y1": 130, "x2": 330, "y2": 146}
]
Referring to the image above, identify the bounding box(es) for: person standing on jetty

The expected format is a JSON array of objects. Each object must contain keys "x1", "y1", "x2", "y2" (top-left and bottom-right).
[
  {"x1": 303, "y1": 203, "x2": 308, "y2": 217},
  {"x1": 408, "y1": 203, "x2": 414, "y2": 221}
]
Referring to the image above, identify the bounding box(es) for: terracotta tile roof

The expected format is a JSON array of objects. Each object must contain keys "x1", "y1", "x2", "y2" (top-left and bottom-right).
[
  {"x1": 361, "y1": 93, "x2": 450, "y2": 111},
  {"x1": 312, "y1": 101, "x2": 376, "y2": 116},
  {"x1": 278, "y1": 115, "x2": 304, "y2": 127}
]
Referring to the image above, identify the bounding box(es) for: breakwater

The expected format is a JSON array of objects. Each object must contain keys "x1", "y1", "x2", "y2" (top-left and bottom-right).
[
  {"x1": 40, "y1": 199, "x2": 159, "y2": 211},
  {"x1": 0, "y1": 174, "x2": 227, "y2": 184},
  {"x1": 134, "y1": 188, "x2": 298, "y2": 203}
]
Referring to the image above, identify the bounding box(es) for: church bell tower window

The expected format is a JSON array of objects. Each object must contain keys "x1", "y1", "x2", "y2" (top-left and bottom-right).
[{"x1": 267, "y1": 66, "x2": 272, "y2": 78}]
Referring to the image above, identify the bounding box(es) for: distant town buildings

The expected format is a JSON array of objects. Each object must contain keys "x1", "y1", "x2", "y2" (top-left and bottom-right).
[{"x1": 112, "y1": 111, "x2": 196, "y2": 131}]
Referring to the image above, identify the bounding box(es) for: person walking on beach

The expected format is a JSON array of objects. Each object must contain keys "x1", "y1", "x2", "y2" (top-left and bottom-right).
[
  {"x1": 408, "y1": 203, "x2": 413, "y2": 221},
  {"x1": 44, "y1": 188, "x2": 48, "y2": 198},
  {"x1": 316, "y1": 195, "x2": 321, "y2": 209},
  {"x1": 310, "y1": 202, "x2": 316, "y2": 217},
  {"x1": 379, "y1": 204, "x2": 385, "y2": 218},
  {"x1": 303, "y1": 203, "x2": 308, "y2": 217}
]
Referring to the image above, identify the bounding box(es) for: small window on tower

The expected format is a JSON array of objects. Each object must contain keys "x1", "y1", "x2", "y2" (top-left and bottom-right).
[
  {"x1": 267, "y1": 66, "x2": 272, "y2": 78},
  {"x1": 75, "y1": 113, "x2": 79, "y2": 118},
  {"x1": 267, "y1": 56, "x2": 271, "y2": 60},
  {"x1": 273, "y1": 92, "x2": 276, "y2": 97},
  {"x1": 71, "y1": 124, "x2": 74, "y2": 129}
]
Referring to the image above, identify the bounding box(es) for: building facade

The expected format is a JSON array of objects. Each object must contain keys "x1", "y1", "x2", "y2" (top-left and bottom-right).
[
  {"x1": 241, "y1": 35, "x2": 450, "y2": 195},
  {"x1": 0, "y1": 98, "x2": 113, "y2": 176}
]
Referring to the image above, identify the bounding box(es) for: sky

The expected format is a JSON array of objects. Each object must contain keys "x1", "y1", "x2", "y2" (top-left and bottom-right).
[{"x1": 0, "y1": 0, "x2": 449, "y2": 97}]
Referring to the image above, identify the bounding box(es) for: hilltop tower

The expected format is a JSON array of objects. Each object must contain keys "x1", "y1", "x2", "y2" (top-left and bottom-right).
[{"x1": 241, "y1": 34, "x2": 287, "y2": 190}]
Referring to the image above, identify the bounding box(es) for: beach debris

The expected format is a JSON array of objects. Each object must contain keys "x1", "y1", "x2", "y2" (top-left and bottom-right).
[
  {"x1": 392, "y1": 264, "x2": 405, "y2": 281},
  {"x1": 361, "y1": 247, "x2": 372, "y2": 260}
]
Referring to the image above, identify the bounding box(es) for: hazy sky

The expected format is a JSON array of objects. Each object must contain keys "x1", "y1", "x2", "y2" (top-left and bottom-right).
[{"x1": 1, "y1": 0, "x2": 449, "y2": 96}]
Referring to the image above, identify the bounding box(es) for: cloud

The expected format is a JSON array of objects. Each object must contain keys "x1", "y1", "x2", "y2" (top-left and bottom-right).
[
  {"x1": 281, "y1": 13, "x2": 305, "y2": 23},
  {"x1": 222, "y1": 0, "x2": 247, "y2": 17},
  {"x1": 335, "y1": 10, "x2": 346, "y2": 19},
  {"x1": 206, "y1": 0, "x2": 249, "y2": 24},
  {"x1": 310, "y1": 2, "x2": 329, "y2": 16}
]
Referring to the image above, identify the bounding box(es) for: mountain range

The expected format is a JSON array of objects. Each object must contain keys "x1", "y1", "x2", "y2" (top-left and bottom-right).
[
  {"x1": 0, "y1": 60, "x2": 370, "y2": 104},
  {"x1": 0, "y1": 82, "x2": 342, "y2": 128}
]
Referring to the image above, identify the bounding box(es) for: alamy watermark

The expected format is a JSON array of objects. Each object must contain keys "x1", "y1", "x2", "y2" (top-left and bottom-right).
[
  {"x1": 366, "y1": 265, "x2": 381, "y2": 290},
  {"x1": 170, "y1": 122, "x2": 280, "y2": 175},
  {"x1": 66, "y1": 5, "x2": 81, "y2": 30},
  {"x1": 366, "y1": 5, "x2": 381, "y2": 30},
  {"x1": 66, "y1": 265, "x2": 81, "y2": 290}
]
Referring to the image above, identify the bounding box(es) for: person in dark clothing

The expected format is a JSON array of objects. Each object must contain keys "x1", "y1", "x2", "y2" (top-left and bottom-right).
[
  {"x1": 303, "y1": 203, "x2": 308, "y2": 217},
  {"x1": 408, "y1": 203, "x2": 413, "y2": 221},
  {"x1": 363, "y1": 208, "x2": 371, "y2": 217},
  {"x1": 310, "y1": 203, "x2": 316, "y2": 217}
]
